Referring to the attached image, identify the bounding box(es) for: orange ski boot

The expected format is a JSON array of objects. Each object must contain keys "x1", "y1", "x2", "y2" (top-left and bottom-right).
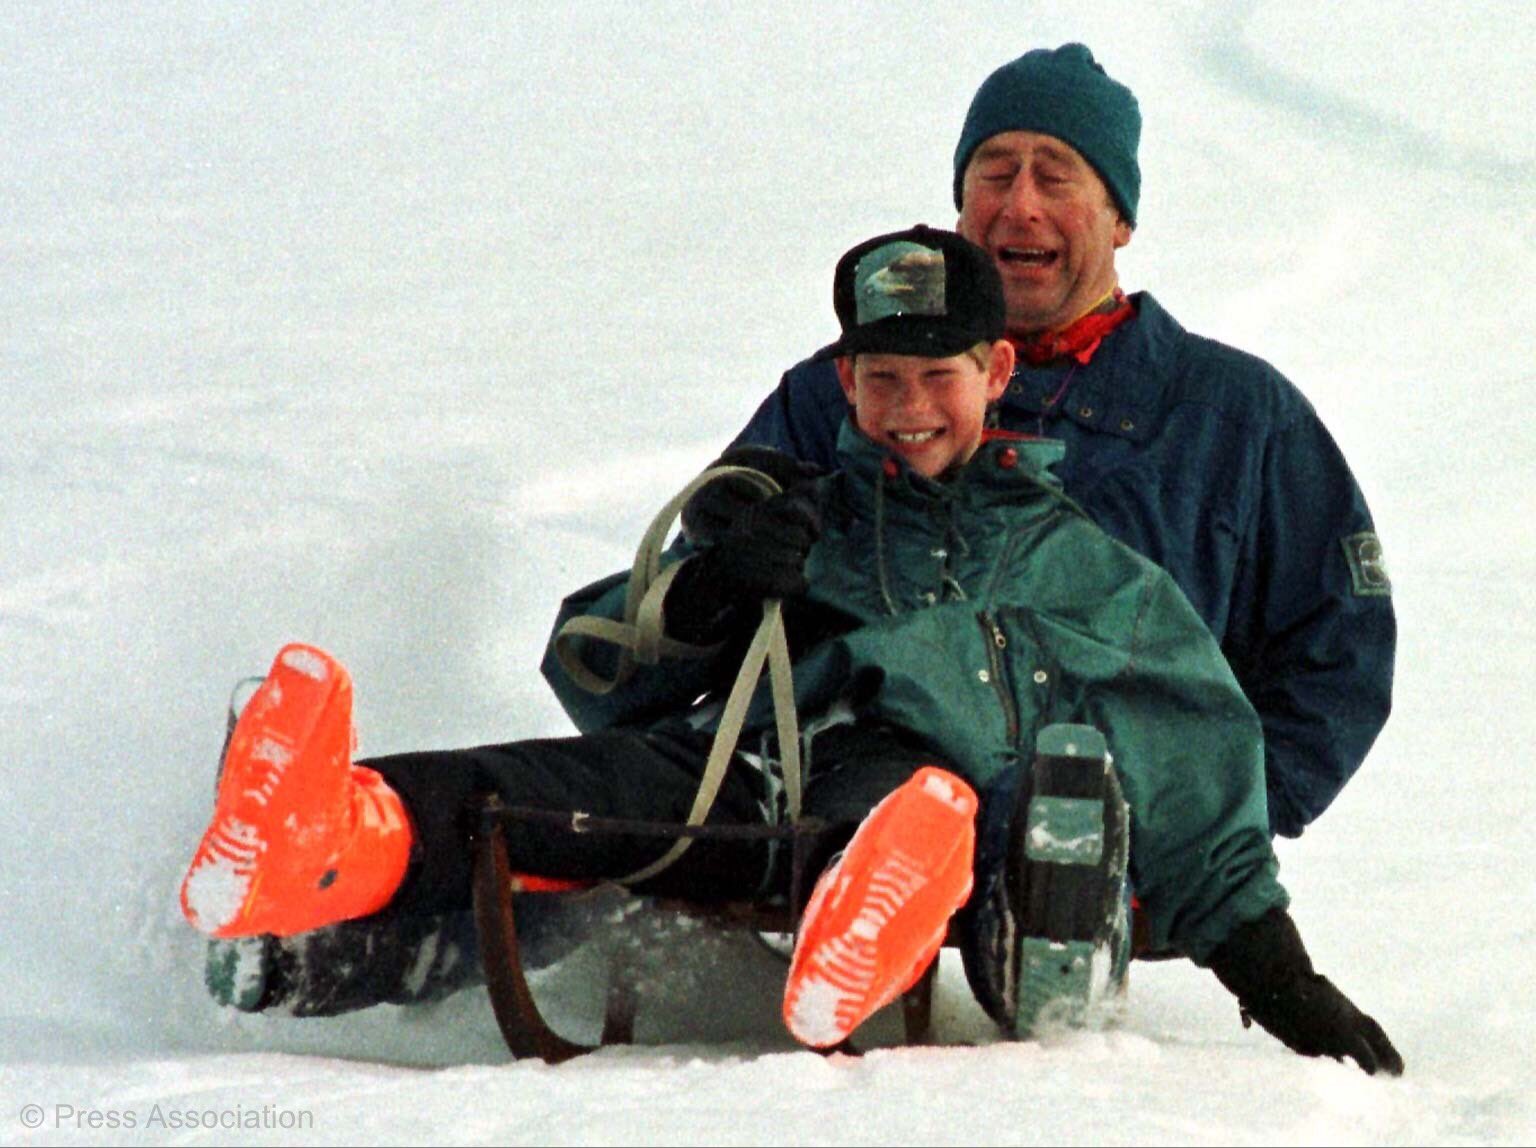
[
  {"x1": 783, "y1": 766, "x2": 977, "y2": 1048},
  {"x1": 180, "y1": 643, "x2": 412, "y2": 939}
]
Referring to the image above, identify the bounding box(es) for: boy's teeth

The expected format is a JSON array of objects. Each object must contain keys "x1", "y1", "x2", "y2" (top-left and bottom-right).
[{"x1": 893, "y1": 430, "x2": 941, "y2": 444}]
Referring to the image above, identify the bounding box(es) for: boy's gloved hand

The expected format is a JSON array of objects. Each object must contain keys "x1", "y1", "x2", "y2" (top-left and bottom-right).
[
  {"x1": 1207, "y1": 906, "x2": 1404, "y2": 1076},
  {"x1": 681, "y1": 446, "x2": 827, "y2": 546},
  {"x1": 665, "y1": 491, "x2": 822, "y2": 644}
]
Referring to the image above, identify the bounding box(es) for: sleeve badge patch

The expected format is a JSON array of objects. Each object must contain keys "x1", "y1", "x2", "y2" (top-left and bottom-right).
[{"x1": 1342, "y1": 531, "x2": 1392, "y2": 597}]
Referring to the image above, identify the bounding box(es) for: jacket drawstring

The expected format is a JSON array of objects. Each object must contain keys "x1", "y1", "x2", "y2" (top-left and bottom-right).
[
  {"x1": 878, "y1": 463, "x2": 991, "y2": 610},
  {"x1": 942, "y1": 505, "x2": 971, "y2": 602},
  {"x1": 874, "y1": 464, "x2": 901, "y2": 617}
]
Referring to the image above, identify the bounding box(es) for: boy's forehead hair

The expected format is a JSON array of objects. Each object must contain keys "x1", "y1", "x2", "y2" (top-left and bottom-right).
[{"x1": 847, "y1": 342, "x2": 995, "y2": 370}]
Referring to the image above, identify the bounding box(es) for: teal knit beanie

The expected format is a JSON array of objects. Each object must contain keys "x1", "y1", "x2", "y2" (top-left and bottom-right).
[{"x1": 952, "y1": 44, "x2": 1141, "y2": 225}]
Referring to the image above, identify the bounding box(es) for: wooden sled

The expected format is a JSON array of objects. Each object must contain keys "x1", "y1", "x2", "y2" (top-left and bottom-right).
[{"x1": 471, "y1": 798, "x2": 945, "y2": 1062}]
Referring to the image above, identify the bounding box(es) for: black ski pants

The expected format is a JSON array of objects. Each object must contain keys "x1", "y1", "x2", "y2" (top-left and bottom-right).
[{"x1": 366, "y1": 721, "x2": 947, "y2": 921}]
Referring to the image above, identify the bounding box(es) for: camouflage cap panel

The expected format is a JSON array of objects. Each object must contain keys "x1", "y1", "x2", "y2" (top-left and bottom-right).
[{"x1": 854, "y1": 242, "x2": 949, "y2": 325}]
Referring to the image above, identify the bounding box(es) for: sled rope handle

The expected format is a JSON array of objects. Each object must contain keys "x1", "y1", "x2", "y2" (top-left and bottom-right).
[
  {"x1": 552, "y1": 465, "x2": 803, "y2": 884},
  {"x1": 554, "y1": 465, "x2": 773, "y2": 692}
]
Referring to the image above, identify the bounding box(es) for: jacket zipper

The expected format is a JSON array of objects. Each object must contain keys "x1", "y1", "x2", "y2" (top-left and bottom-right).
[{"x1": 978, "y1": 611, "x2": 1019, "y2": 744}]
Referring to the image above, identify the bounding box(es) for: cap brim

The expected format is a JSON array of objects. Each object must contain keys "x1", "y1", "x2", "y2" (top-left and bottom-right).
[{"x1": 811, "y1": 318, "x2": 990, "y2": 363}]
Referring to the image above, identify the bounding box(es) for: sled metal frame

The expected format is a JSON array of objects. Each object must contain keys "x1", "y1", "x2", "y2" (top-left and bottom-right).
[{"x1": 472, "y1": 798, "x2": 943, "y2": 1062}]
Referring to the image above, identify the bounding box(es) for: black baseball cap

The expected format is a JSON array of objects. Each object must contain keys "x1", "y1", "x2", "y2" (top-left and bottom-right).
[{"x1": 812, "y1": 224, "x2": 1006, "y2": 361}]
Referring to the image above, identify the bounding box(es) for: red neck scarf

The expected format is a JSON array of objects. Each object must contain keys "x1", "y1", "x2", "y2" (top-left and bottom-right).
[{"x1": 1011, "y1": 290, "x2": 1135, "y2": 366}]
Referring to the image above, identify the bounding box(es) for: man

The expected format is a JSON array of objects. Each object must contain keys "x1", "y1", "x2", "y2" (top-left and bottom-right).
[{"x1": 707, "y1": 45, "x2": 1395, "y2": 841}]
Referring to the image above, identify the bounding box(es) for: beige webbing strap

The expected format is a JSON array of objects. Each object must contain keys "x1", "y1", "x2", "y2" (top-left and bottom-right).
[
  {"x1": 554, "y1": 466, "x2": 773, "y2": 693},
  {"x1": 551, "y1": 465, "x2": 804, "y2": 884},
  {"x1": 619, "y1": 597, "x2": 801, "y2": 884},
  {"x1": 553, "y1": 562, "x2": 702, "y2": 695}
]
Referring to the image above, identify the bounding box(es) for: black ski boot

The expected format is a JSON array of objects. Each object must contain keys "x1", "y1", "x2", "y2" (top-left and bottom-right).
[{"x1": 959, "y1": 723, "x2": 1131, "y2": 1036}]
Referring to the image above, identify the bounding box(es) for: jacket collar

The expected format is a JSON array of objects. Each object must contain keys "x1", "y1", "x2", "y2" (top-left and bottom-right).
[
  {"x1": 833, "y1": 419, "x2": 1067, "y2": 504},
  {"x1": 995, "y1": 291, "x2": 1185, "y2": 443},
  {"x1": 1011, "y1": 289, "x2": 1135, "y2": 366}
]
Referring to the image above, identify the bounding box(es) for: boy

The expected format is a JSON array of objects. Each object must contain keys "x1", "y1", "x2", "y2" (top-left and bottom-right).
[{"x1": 182, "y1": 227, "x2": 1400, "y2": 1073}]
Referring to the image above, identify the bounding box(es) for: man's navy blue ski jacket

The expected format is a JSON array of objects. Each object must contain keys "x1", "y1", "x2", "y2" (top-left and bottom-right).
[{"x1": 730, "y1": 292, "x2": 1395, "y2": 838}]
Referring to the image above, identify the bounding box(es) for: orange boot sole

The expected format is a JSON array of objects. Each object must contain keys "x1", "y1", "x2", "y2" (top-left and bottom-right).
[
  {"x1": 783, "y1": 766, "x2": 977, "y2": 1047},
  {"x1": 180, "y1": 643, "x2": 410, "y2": 938}
]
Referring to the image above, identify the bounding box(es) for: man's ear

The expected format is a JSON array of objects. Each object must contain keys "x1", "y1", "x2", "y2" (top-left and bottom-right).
[
  {"x1": 835, "y1": 356, "x2": 858, "y2": 404},
  {"x1": 1113, "y1": 216, "x2": 1133, "y2": 250},
  {"x1": 985, "y1": 340, "x2": 1015, "y2": 402}
]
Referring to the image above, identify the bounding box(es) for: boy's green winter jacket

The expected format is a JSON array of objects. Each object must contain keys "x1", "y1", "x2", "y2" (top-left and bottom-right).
[{"x1": 541, "y1": 423, "x2": 1288, "y2": 963}]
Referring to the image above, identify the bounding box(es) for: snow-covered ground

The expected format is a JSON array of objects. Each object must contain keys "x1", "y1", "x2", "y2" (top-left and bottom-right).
[{"x1": 3, "y1": 2, "x2": 1534, "y2": 1144}]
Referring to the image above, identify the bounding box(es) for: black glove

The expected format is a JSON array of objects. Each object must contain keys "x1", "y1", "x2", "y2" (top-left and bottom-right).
[
  {"x1": 1207, "y1": 906, "x2": 1404, "y2": 1076},
  {"x1": 664, "y1": 490, "x2": 821, "y2": 644},
  {"x1": 680, "y1": 445, "x2": 827, "y2": 546}
]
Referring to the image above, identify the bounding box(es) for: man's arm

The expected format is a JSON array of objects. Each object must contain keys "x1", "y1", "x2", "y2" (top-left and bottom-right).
[
  {"x1": 1225, "y1": 410, "x2": 1396, "y2": 838},
  {"x1": 730, "y1": 357, "x2": 848, "y2": 465}
]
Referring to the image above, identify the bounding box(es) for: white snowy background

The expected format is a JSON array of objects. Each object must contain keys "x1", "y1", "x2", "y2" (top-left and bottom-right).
[{"x1": 3, "y1": 2, "x2": 1535, "y2": 1144}]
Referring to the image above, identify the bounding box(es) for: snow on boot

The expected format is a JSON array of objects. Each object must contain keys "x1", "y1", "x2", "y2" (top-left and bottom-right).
[
  {"x1": 782, "y1": 766, "x2": 976, "y2": 1048},
  {"x1": 180, "y1": 643, "x2": 412, "y2": 939}
]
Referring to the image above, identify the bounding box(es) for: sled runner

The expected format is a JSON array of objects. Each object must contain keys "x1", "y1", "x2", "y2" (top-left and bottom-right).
[
  {"x1": 468, "y1": 722, "x2": 1129, "y2": 1062},
  {"x1": 470, "y1": 800, "x2": 954, "y2": 1061}
]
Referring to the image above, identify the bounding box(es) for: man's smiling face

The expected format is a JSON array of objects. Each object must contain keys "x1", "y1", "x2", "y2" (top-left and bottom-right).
[{"x1": 957, "y1": 131, "x2": 1131, "y2": 337}]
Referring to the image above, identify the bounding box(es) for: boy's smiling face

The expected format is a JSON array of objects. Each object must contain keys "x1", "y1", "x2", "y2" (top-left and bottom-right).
[{"x1": 836, "y1": 342, "x2": 1015, "y2": 478}]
